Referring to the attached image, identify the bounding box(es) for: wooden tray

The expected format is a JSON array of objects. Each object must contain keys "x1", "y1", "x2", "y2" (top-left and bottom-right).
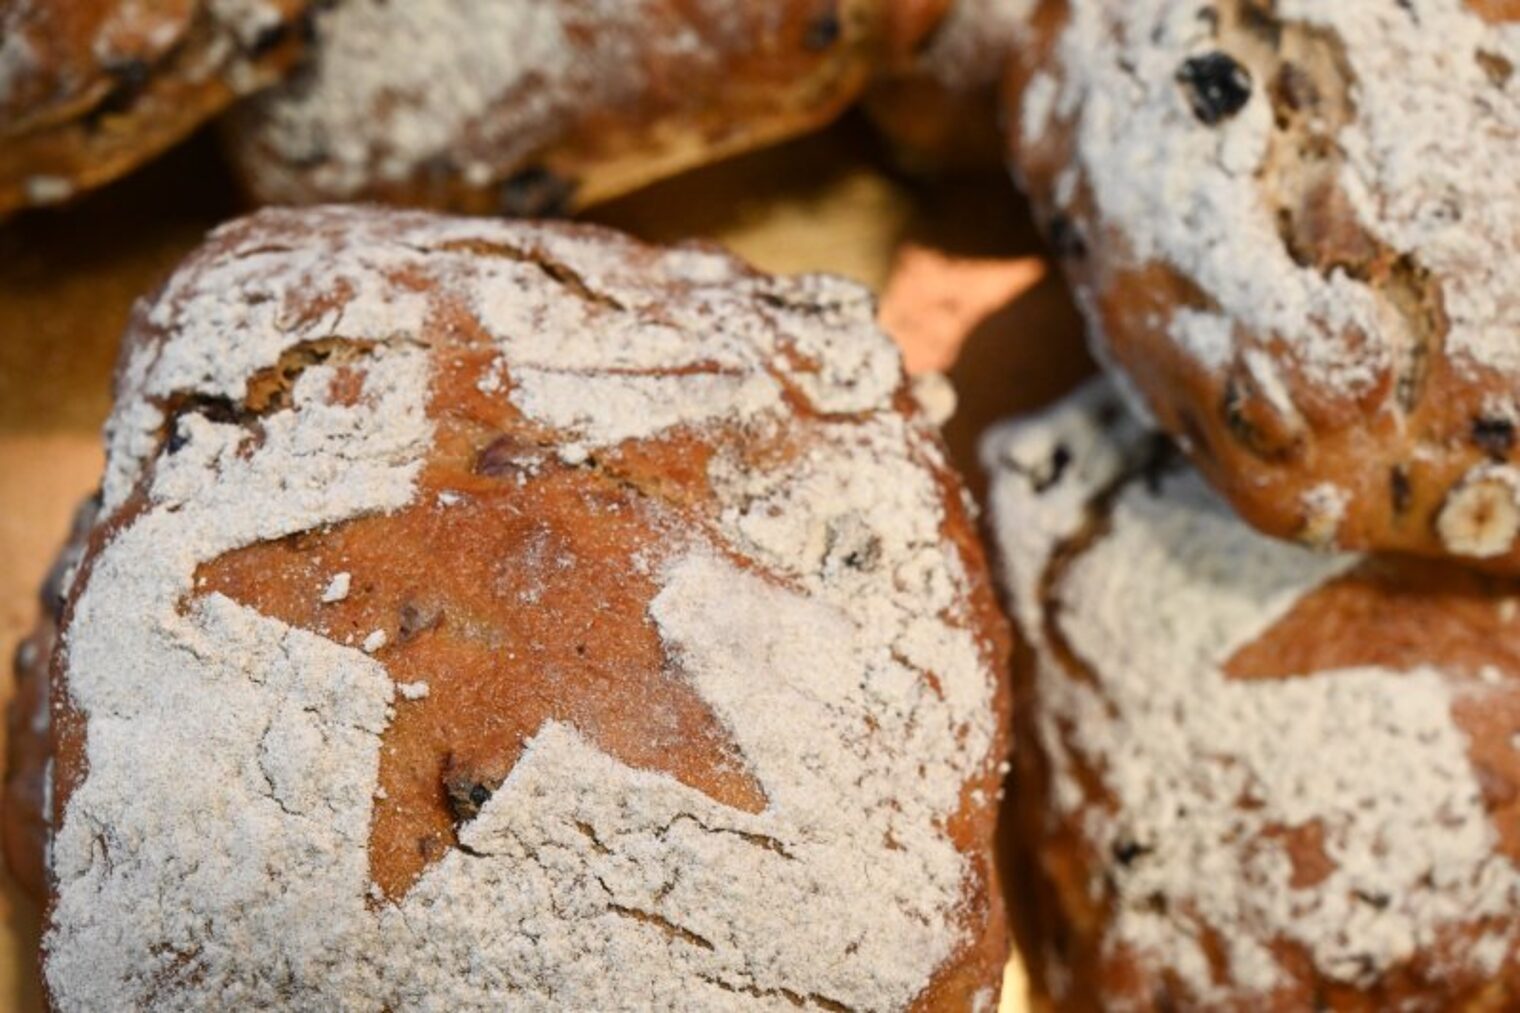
[{"x1": 0, "y1": 116, "x2": 1091, "y2": 1011}]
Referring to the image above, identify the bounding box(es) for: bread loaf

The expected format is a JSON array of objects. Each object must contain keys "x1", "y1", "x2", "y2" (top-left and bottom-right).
[
  {"x1": 1005, "y1": 0, "x2": 1520, "y2": 569},
  {"x1": 225, "y1": 1, "x2": 930, "y2": 214},
  {"x1": 984, "y1": 381, "x2": 1520, "y2": 1010},
  {"x1": 22, "y1": 205, "x2": 1012, "y2": 1010},
  {"x1": 0, "y1": 0, "x2": 312, "y2": 214}
]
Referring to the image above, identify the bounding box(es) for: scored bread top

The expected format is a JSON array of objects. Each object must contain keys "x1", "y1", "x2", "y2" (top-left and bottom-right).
[
  {"x1": 45, "y1": 206, "x2": 1009, "y2": 1010},
  {"x1": 1009, "y1": 0, "x2": 1520, "y2": 561},
  {"x1": 983, "y1": 381, "x2": 1520, "y2": 1007}
]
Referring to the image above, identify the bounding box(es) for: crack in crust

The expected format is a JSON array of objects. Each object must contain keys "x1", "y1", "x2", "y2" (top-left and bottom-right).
[
  {"x1": 414, "y1": 238, "x2": 627, "y2": 311},
  {"x1": 35, "y1": 207, "x2": 1009, "y2": 1011}
]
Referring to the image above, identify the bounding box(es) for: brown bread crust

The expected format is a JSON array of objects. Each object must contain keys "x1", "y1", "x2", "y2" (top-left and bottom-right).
[
  {"x1": 866, "y1": 0, "x2": 1030, "y2": 171},
  {"x1": 2, "y1": 494, "x2": 98, "y2": 904},
  {"x1": 985, "y1": 383, "x2": 1520, "y2": 1011},
  {"x1": 1004, "y1": 0, "x2": 1520, "y2": 571},
  {"x1": 225, "y1": 0, "x2": 939, "y2": 214},
  {"x1": 0, "y1": 0, "x2": 311, "y2": 215},
  {"x1": 30, "y1": 206, "x2": 1011, "y2": 1009}
]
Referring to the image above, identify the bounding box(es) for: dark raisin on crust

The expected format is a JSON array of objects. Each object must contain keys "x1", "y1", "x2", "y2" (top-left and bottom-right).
[
  {"x1": 1177, "y1": 51, "x2": 1253, "y2": 125},
  {"x1": 1112, "y1": 839, "x2": 1153, "y2": 867},
  {"x1": 247, "y1": 20, "x2": 293, "y2": 57},
  {"x1": 1353, "y1": 889, "x2": 1393, "y2": 910},
  {"x1": 498, "y1": 166, "x2": 578, "y2": 217},
  {"x1": 1140, "y1": 436, "x2": 1182, "y2": 494},
  {"x1": 1034, "y1": 444, "x2": 1072, "y2": 493},
  {"x1": 1472, "y1": 416, "x2": 1516, "y2": 460},
  {"x1": 1391, "y1": 465, "x2": 1412, "y2": 515},
  {"x1": 1095, "y1": 399, "x2": 1126, "y2": 429},
  {"x1": 803, "y1": 6, "x2": 841, "y2": 52},
  {"x1": 1045, "y1": 213, "x2": 1088, "y2": 260},
  {"x1": 445, "y1": 767, "x2": 504, "y2": 823},
  {"x1": 89, "y1": 58, "x2": 152, "y2": 124}
]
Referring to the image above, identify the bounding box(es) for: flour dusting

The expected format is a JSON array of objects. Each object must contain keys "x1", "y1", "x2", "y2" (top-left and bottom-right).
[
  {"x1": 982, "y1": 381, "x2": 1520, "y2": 1001},
  {"x1": 46, "y1": 206, "x2": 1002, "y2": 1010}
]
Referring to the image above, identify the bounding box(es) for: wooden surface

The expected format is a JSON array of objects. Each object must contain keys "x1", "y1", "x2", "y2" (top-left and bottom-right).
[{"x1": 0, "y1": 114, "x2": 1091, "y2": 1011}]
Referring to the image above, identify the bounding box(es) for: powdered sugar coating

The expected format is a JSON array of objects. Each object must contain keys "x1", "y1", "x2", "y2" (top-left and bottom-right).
[
  {"x1": 983, "y1": 382, "x2": 1520, "y2": 1005},
  {"x1": 47, "y1": 206, "x2": 1002, "y2": 1009}
]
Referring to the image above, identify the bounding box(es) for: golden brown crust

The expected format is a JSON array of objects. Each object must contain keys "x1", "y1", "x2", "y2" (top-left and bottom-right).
[
  {"x1": 38, "y1": 206, "x2": 1011, "y2": 1009},
  {"x1": 0, "y1": 0, "x2": 312, "y2": 215},
  {"x1": 1005, "y1": 0, "x2": 1520, "y2": 571},
  {"x1": 226, "y1": 0, "x2": 935, "y2": 214}
]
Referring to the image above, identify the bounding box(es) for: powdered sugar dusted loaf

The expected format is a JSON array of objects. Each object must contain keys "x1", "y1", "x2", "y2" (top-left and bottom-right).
[
  {"x1": 0, "y1": 0, "x2": 312, "y2": 214},
  {"x1": 32, "y1": 206, "x2": 1011, "y2": 1010},
  {"x1": 984, "y1": 380, "x2": 1520, "y2": 1010},
  {"x1": 225, "y1": 0, "x2": 919, "y2": 214},
  {"x1": 1006, "y1": 0, "x2": 1520, "y2": 569}
]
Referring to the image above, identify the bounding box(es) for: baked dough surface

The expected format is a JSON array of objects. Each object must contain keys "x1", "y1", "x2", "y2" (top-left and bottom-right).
[
  {"x1": 35, "y1": 206, "x2": 1011, "y2": 1010},
  {"x1": 1006, "y1": 0, "x2": 1520, "y2": 568},
  {"x1": 984, "y1": 381, "x2": 1520, "y2": 1010},
  {"x1": 226, "y1": 0, "x2": 926, "y2": 213},
  {"x1": 0, "y1": 0, "x2": 311, "y2": 213}
]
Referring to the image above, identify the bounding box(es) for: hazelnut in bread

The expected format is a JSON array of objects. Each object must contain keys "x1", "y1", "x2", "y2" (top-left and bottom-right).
[
  {"x1": 984, "y1": 381, "x2": 1520, "y2": 1010},
  {"x1": 225, "y1": 1, "x2": 932, "y2": 214},
  {"x1": 1005, "y1": 0, "x2": 1520, "y2": 569},
  {"x1": 26, "y1": 205, "x2": 1011, "y2": 1009},
  {"x1": 0, "y1": 0, "x2": 312, "y2": 215}
]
